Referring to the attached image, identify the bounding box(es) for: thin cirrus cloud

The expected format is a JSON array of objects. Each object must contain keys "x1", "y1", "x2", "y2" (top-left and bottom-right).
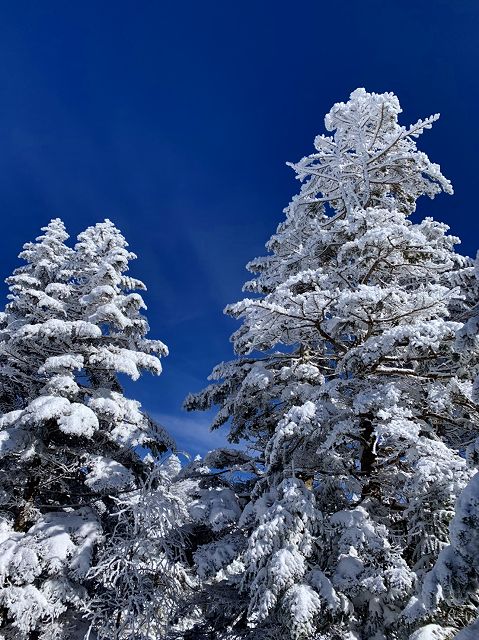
[{"x1": 152, "y1": 411, "x2": 236, "y2": 458}]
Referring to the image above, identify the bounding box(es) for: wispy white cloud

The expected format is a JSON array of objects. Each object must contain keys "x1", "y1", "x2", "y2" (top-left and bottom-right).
[{"x1": 152, "y1": 411, "x2": 235, "y2": 458}]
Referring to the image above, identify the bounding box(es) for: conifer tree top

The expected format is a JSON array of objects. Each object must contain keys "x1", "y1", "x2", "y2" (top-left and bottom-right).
[{"x1": 291, "y1": 88, "x2": 453, "y2": 217}]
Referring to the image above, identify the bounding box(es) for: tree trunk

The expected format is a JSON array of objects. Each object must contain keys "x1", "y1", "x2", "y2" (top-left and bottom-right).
[
  {"x1": 359, "y1": 413, "x2": 380, "y2": 501},
  {"x1": 13, "y1": 457, "x2": 41, "y2": 532}
]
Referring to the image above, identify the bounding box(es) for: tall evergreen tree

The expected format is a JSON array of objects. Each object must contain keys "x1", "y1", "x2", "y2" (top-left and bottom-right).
[
  {"x1": 0, "y1": 219, "x2": 74, "y2": 411},
  {"x1": 185, "y1": 89, "x2": 476, "y2": 639},
  {"x1": 0, "y1": 219, "x2": 176, "y2": 639},
  {"x1": 409, "y1": 252, "x2": 479, "y2": 638}
]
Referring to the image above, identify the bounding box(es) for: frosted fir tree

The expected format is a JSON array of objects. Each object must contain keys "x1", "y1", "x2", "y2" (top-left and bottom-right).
[
  {"x1": 408, "y1": 471, "x2": 479, "y2": 639},
  {"x1": 71, "y1": 220, "x2": 172, "y2": 454},
  {"x1": 408, "y1": 252, "x2": 479, "y2": 638},
  {"x1": 86, "y1": 455, "x2": 195, "y2": 640},
  {"x1": 73, "y1": 219, "x2": 168, "y2": 376},
  {"x1": 0, "y1": 219, "x2": 74, "y2": 411},
  {"x1": 157, "y1": 449, "x2": 250, "y2": 638},
  {"x1": 186, "y1": 89, "x2": 475, "y2": 639},
  {"x1": 0, "y1": 219, "x2": 178, "y2": 639}
]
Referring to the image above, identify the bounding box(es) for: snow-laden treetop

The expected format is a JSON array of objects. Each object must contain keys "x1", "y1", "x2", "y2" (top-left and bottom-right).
[{"x1": 291, "y1": 87, "x2": 453, "y2": 217}]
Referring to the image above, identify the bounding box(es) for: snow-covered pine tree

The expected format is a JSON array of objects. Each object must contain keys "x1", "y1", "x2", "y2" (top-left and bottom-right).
[
  {"x1": 0, "y1": 219, "x2": 179, "y2": 639},
  {"x1": 408, "y1": 251, "x2": 479, "y2": 638},
  {"x1": 71, "y1": 219, "x2": 172, "y2": 455},
  {"x1": 0, "y1": 219, "x2": 74, "y2": 412},
  {"x1": 185, "y1": 89, "x2": 475, "y2": 639},
  {"x1": 86, "y1": 454, "x2": 194, "y2": 640}
]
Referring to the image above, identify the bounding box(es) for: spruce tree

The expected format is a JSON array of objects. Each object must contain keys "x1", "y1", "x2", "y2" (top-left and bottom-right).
[
  {"x1": 0, "y1": 219, "x2": 74, "y2": 412},
  {"x1": 86, "y1": 455, "x2": 194, "y2": 640},
  {"x1": 410, "y1": 252, "x2": 479, "y2": 638},
  {"x1": 0, "y1": 219, "x2": 176, "y2": 639},
  {"x1": 186, "y1": 89, "x2": 475, "y2": 639}
]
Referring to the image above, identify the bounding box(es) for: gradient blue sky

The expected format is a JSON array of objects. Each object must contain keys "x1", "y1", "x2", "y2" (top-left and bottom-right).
[{"x1": 0, "y1": 1, "x2": 477, "y2": 454}]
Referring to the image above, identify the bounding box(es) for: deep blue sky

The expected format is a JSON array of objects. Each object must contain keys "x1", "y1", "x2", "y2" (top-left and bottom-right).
[{"x1": 0, "y1": 1, "x2": 477, "y2": 454}]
